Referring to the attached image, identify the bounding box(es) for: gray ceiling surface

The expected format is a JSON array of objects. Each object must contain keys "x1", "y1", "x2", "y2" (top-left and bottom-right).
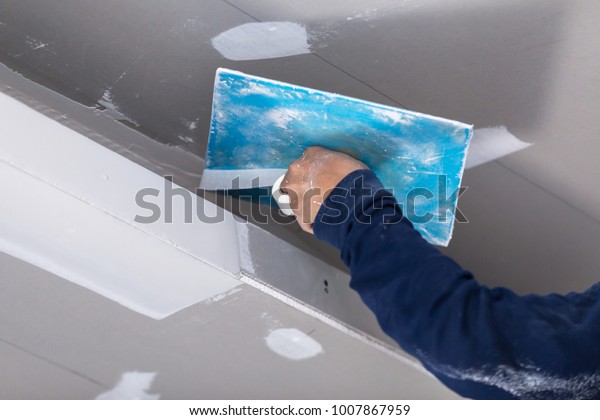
[{"x1": 1, "y1": 0, "x2": 599, "y2": 399}]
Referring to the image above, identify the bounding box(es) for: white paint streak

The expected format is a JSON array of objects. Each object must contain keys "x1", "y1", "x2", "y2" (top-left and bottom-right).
[
  {"x1": 25, "y1": 36, "x2": 49, "y2": 50},
  {"x1": 235, "y1": 221, "x2": 256, "y2": 274},
  {"x1": 96, "y1": 372, "x2": 159, "y2": 400},
  {"x1": 372, "y1": 108, "x2": 415, "y2": 126},
  {"x1": 212, "y1": 22, "x2": 310, "y2": 61},
  {"x1": 182, "y1": 118, "x2": 199, "y2": 131},
  {"x1": 346, "y1": 8, "x2": 380, "y2": 21},
  {"x1": 265, "y1": 328, "x2": 323, "y2": 360},
  {"x1": 238, "y1": 81, "x2": 278, "y2": 98},
  {"x1": 203, "y1": 287, "x2": 242, "y2": 303},
  {"x1": 260, "y1": 312, "x2": 284, "y2": 329},
  {"x1": 178, "y1": 135, "x2": 195, "y2": 144},
  {"x1": 98, "y1": 89, "x2": 118, "y2": 113},
  {"x1": 466, "y1": 126, "x2": 532, "y2": 169},
  {"x1": 265, "y1": 108, "x2": 303, "y2": 129},
  {"x1": 97, "y1": 89, "x2": 139, "y2": 126}
]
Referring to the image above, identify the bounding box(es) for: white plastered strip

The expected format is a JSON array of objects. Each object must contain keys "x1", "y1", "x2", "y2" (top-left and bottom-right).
[{"x1": 0, "y1": 91, "x2": 242, "y2": 319}]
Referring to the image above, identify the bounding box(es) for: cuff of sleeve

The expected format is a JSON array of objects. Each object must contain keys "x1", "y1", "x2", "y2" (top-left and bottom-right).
[{"x1": 313, "y1": 169, "x2": 386, "y2": 250}]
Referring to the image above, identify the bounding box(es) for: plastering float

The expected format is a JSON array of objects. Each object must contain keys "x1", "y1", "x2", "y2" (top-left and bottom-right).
[{"x1": 201, "y1": 68, "x2": 473, "y2": 246}]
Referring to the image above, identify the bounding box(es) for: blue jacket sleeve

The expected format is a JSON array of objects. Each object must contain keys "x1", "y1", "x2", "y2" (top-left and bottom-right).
[{"x1": 313, "y1": 170, "x2": 600, "y2": 399}]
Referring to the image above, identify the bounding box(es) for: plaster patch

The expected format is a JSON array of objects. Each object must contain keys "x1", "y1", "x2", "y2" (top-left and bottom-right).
[
  {"x1": 96, "y1": 372, "x2": 159, "y2": 400},
  {"x1": 265, "y1": 328, "x2": 323, "y2": 361},
  {"x1": 212, "y1": 22, "x2": 310, "y2": 61},
  {"x1": 466, "y1": 126, "x2": 532, "y2": 169}
]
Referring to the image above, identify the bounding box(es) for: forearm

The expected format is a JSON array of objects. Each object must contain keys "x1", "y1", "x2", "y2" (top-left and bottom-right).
[{"x1": 313, "y1": 170, "x2": 600, "y2": 399}]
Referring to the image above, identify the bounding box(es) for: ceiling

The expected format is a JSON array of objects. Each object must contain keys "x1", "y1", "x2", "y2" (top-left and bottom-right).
[{"x1": 1, "y1": 0, "x2": 599, "y2": 398}]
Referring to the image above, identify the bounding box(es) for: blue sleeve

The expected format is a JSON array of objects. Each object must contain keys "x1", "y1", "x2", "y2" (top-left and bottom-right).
[{"x1": 313, "y1": 170, "x2": 600, "y2": 399}]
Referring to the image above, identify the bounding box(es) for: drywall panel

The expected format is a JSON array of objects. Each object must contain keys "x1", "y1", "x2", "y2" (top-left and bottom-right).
[
  {"x1": 497, "y1": 2, "x2": 600, "y2": 222},
  {"x1": 0, "y1": 340, "x2": 105, "y2": 399},
  {"x1": 237, "y1": 222, "x2": 397, "y2": 347},
  {"x1": 0, "y1": 251, "x2": 458, "y2": 399},
  {"x1": 445, "y1": 162, "x2": 600, "y2": 295}
]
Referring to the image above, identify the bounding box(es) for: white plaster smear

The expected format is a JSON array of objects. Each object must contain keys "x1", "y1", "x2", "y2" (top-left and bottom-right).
[
  {"x1": 203, "y1": 287, "x2": 243, "y2": 304},
  {"x1": 235, "y1": 221, "x2": 256, "y2": 274},
  {"x1": 265, "y1": 108, "x2": 304, "y2": 130},
  {"x1": 0, "y1": 91, "x2": 242, "y2": 319},
  {"x1": 466, "y1": 126, "x2": 532, "y2": 169},
  {"x1": 97, "y1": 88, "x2": 138, "y2": 126},
  {"x1": 96, "y1": 372, "x2": 159, "y2": 400},
  {"x1": 212, "y1": 22, "x2": 310, "y2": 61},
  {"x1": 265, "y1": 328, "x2": 323, "y2": 360}
]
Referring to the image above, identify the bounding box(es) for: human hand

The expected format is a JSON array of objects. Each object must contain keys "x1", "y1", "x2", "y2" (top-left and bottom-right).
[{"x1": 281, "y1": 146, "x2": 368, "y2": 234}]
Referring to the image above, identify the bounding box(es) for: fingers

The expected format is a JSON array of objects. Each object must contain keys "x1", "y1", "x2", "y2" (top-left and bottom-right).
[
  {"x1": 279, "y1": 177, "x2": 314, "y2": 234},
  {"x1": 277, "y1": 146, "x2": 368, "y2": 235},
  {"x1": 280, "y1": 166, "x2": 294, "y2": 194},
  {"x1": 280, "y1": 163, "x2": 304, "y2": 225}
]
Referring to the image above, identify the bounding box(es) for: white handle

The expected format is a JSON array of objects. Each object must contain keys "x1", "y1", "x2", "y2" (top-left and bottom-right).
[{"x1": 272, "y1": 174, "x2": 295, "y2": 217}]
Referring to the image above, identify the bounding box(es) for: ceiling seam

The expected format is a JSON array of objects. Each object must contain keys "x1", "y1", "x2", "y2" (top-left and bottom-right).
[
  {"x1": 496, "y1": 161, "x2": 600, "y2": 228},
  {"x1": 220, "y1": 0, "x2": 409, "y2": 109},
  {"x1": 0, "y1": 336, "x2": 109, "y2": 388},
  {"x1": 311, "y1": 54, "x2": 410, "y2": 109},
  {"x1": 221, "y1": 0, "x2": 262, "y2": 22}
]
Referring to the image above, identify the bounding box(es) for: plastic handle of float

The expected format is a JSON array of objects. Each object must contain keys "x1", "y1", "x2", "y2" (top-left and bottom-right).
[{"x1": 272, "y1": 174, "x2": 295, "y2": 217}]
